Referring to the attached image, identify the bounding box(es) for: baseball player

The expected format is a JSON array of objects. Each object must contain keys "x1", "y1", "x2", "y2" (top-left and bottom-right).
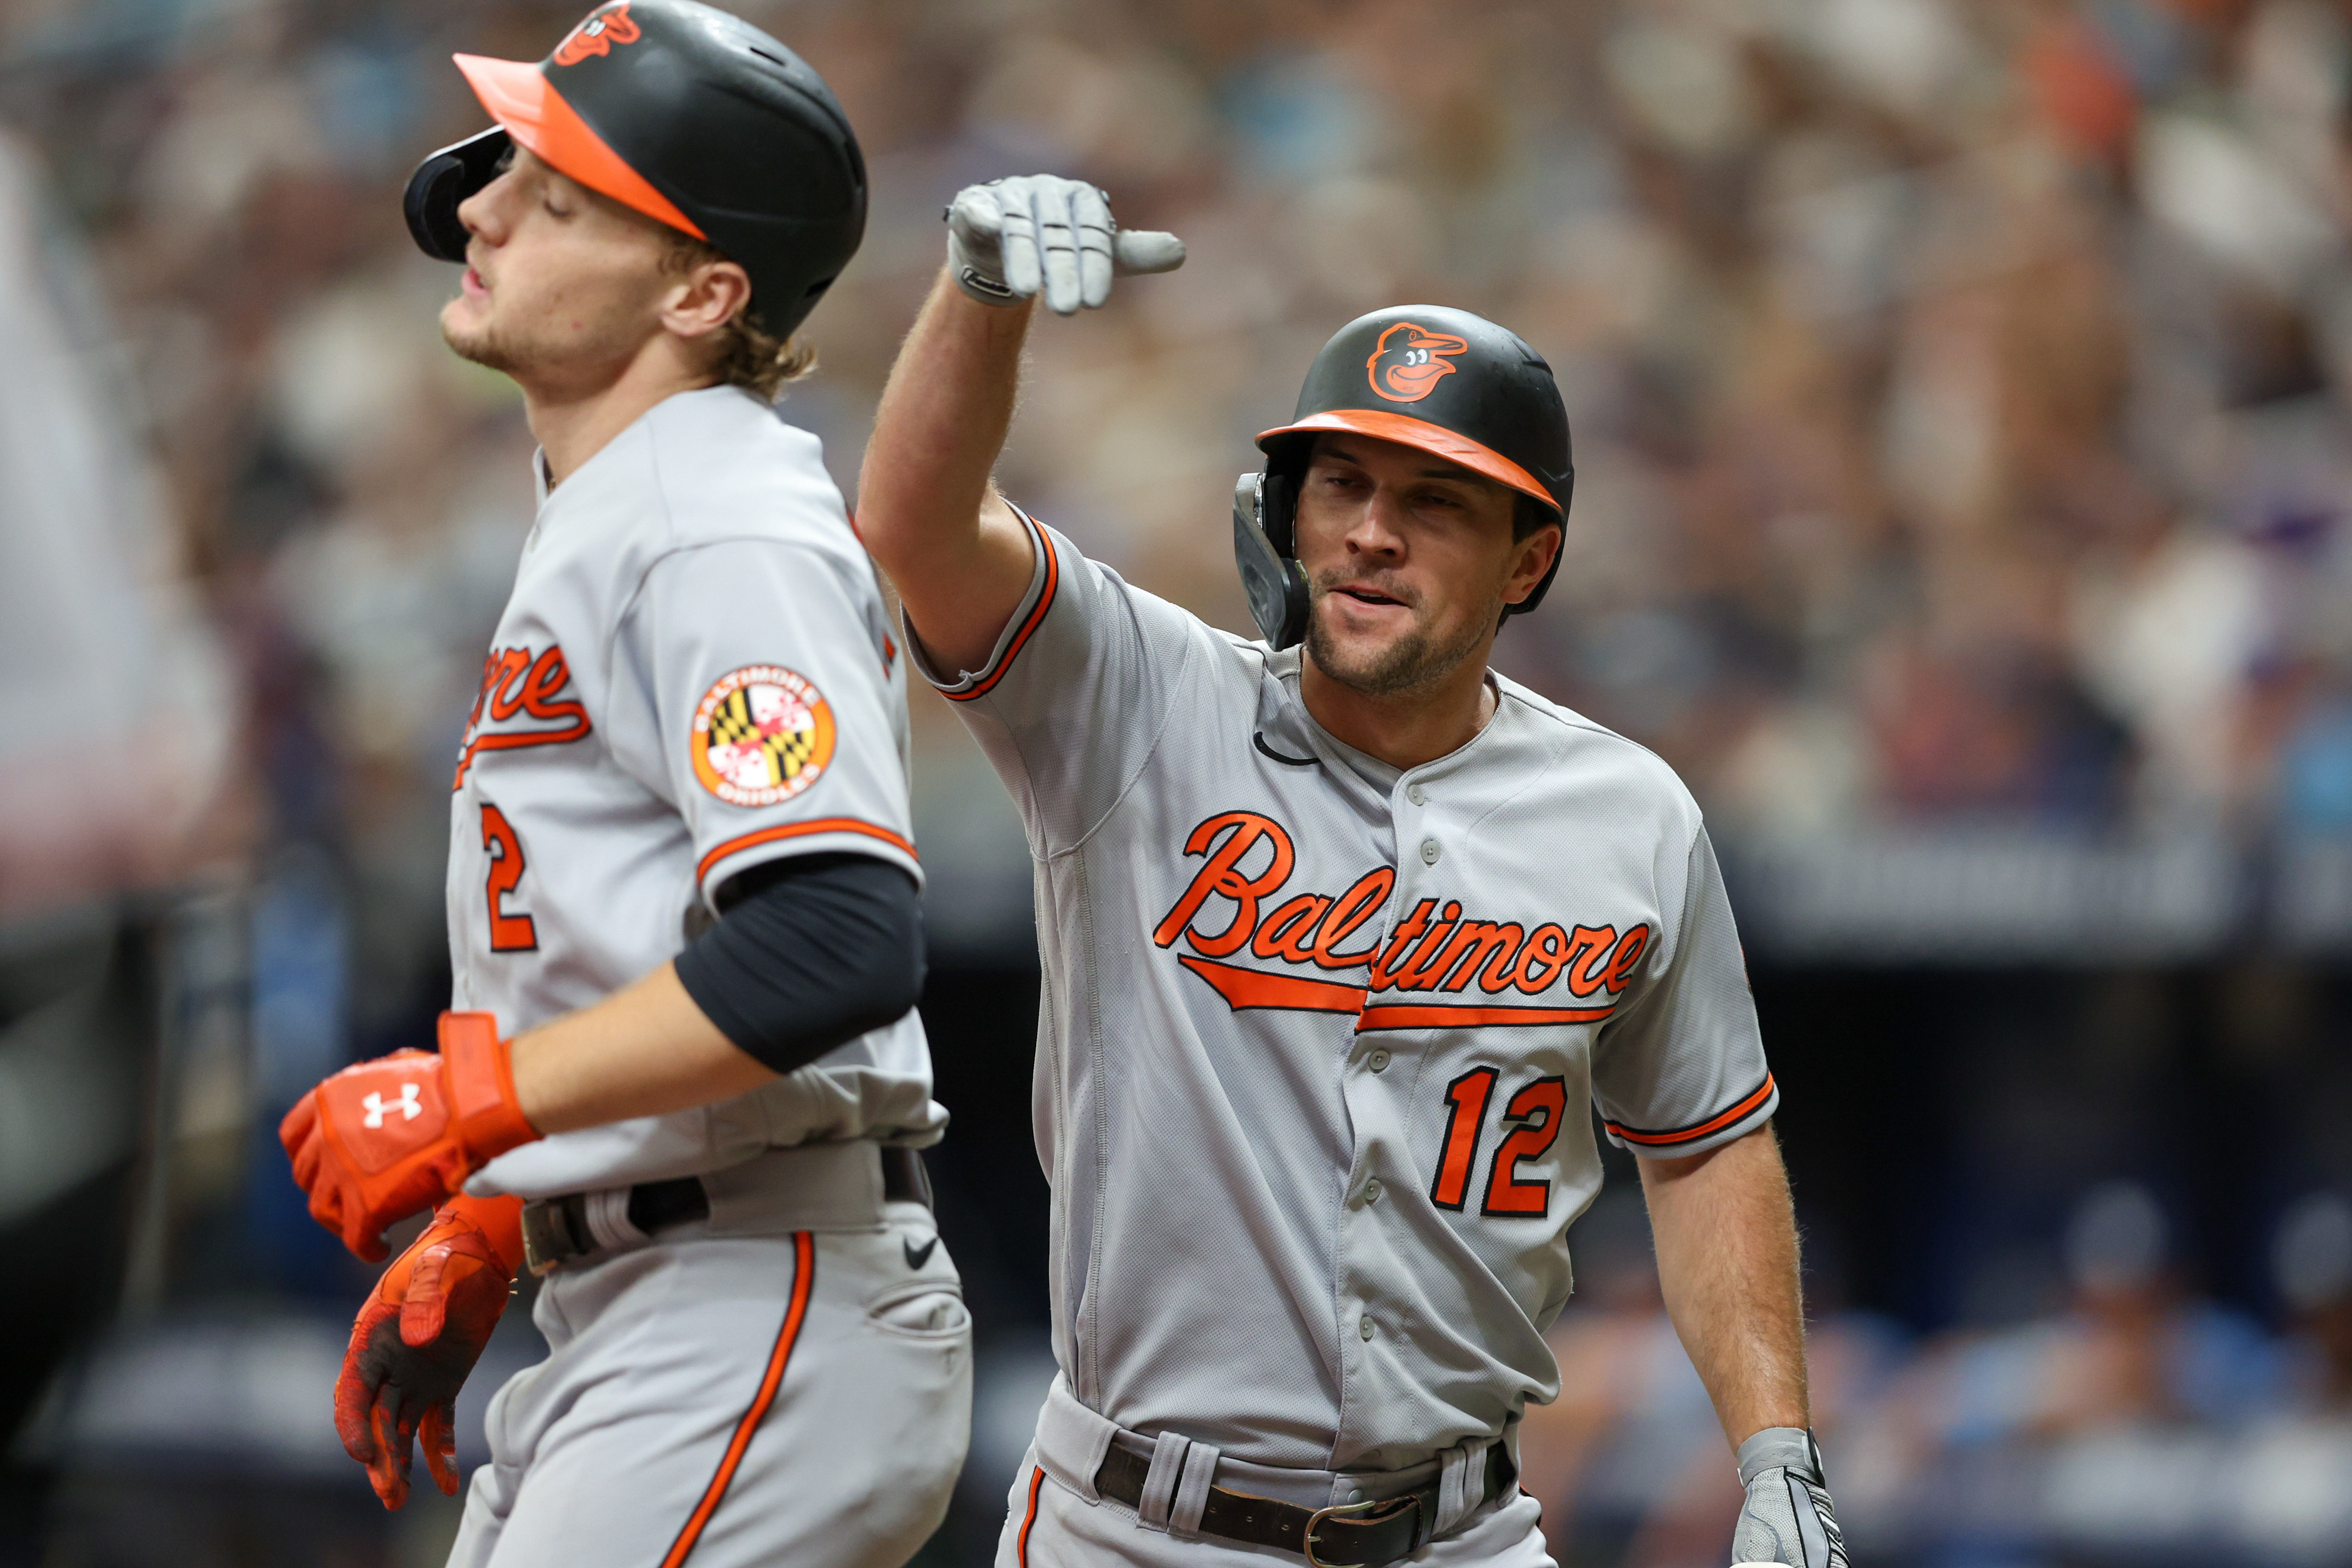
[
  {"x1": 275, "y1": 7, "x2": 969, "y2": 1566},
  {"x1": 852, "y1": 177, "x2": 1847, "y2": 1568}
]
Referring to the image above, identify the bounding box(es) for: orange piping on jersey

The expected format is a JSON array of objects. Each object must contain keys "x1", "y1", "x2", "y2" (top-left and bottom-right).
[
  {"x1": 1017, "y1": 1466, "x2": 1046, "y2": 1568},
  {"x1": 658, "y1": 1230, "x2": 813, "y2": 1568},
  {"x1": 1177, "y1": 954, "x2": 1366, "y2": 1013},
  {"x1": 695, "y1": 819, "x2": 917, "y2": 887},
  {"x1": 1603, "y1": 1072, "x2": 1776, "y2": 1147},
  {"x1": 943, "y1": 518, "x2": 1060, "y2": 702},
  {"x1": 1357, "y1": 1002, "x2": 1614, "y2": 1031}
]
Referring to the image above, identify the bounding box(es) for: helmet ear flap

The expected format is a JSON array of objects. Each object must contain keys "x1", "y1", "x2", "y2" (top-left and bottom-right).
[
  {"x1": 1233, "y1": 471, "x2": 1309, "y2": 650},
  {"x1": 404, "y1": 128, "x2": 511, "y2": 262}
]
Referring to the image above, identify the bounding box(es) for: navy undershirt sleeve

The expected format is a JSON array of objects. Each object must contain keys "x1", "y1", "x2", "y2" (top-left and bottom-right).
[{"x1": 673, "y1": 852, "x2": 925, "y2": 1075}]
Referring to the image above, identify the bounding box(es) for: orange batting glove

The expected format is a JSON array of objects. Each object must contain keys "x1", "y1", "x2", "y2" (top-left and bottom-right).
[
  {"x1": 334, "y1": 1193, "x2": 525, "y2": 1508},
  {"x1": 279, "y1": 1011, "x2": 540, "y2": 1260}
]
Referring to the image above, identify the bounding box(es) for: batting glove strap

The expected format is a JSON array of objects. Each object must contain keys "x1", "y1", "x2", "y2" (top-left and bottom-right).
[
  {"x1": 1732, "y1": 1427, "x2": 1847, "y2": 1568},
  {"x1": 945, "y1": 185, "x2": 1021, "y2": 308},
  {"x1": 280, "y1": 1012, "x2": 539, "y2": 1260},
  {"x1": 437, "y1": 1011, "x2": 537, "y2": 1164}
]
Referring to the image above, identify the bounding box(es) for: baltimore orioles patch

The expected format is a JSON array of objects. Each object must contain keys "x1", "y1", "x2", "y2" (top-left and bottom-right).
[
  {"x1": 1366, "y1": 321, "x2": 1469, "y2": 403},
  {"x1": 691, "y1": 665, "x2": 835, "y2": 806}
]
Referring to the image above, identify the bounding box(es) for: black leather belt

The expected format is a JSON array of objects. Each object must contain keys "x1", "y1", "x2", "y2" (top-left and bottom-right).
[
  {"x1": 1092, "y1": 1439, "x2": 1512, "y2": 1567},
  {"x1": 520, "y1": 1146, "x2": 932, "y2": 1276}
]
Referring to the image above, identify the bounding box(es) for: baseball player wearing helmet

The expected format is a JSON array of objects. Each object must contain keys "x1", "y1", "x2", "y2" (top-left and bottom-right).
[
  {"x1": 854, "y1": 177, "x2": 1844, "y2": 1568},
  {"x1": 276, "y1": 6, "x2": 969, "y2": 1566}
]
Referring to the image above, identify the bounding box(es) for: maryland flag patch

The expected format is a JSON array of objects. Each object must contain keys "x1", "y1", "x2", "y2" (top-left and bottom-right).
[{"x1": 690, "y1": 665, "x2": 836, "y2": 807}]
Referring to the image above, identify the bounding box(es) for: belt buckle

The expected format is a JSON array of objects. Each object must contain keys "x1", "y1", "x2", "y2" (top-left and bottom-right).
[
  {"x1": 518, "y1": 1198, "x2": 570, "y2": 1278},
  {"x1": 1301, "y1": 1498, "x2": 1377, "y2": 1568}
]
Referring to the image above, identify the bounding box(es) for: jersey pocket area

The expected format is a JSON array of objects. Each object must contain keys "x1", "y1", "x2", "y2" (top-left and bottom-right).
[{"x1": 866, "y1": 1280, "x2": 972, "y2": 1341}]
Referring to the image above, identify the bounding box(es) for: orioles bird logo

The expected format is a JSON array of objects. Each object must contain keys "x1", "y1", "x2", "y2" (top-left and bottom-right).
[
  {"x1": 553, "y1": 3, "x2": 642, "y2": 65},
  {"x1": 1365, "y1": 322, "x2": 1469, "y2": 403}
]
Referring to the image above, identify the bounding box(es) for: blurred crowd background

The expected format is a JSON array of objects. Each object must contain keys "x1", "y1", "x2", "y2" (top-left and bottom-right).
[{"x1": 4, "y1": 0, "x2": 2352, "y2": 1563}]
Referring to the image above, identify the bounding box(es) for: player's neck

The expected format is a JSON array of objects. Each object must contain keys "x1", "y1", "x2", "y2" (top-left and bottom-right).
[
  {"x1": 521, "y1": 336, "x2": 718, "y2": 489},
  {"x1": 1299, "y1": 647, "x2": 1498, "y2": 773}
]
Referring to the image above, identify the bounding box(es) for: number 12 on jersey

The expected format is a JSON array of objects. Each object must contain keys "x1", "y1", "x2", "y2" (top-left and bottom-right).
[{"x1": 1430, "y1": 1066, "x2": 1569, "y2": 1217}]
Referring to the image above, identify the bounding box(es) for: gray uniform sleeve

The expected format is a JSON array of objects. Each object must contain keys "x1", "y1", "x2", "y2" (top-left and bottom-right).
[
  {"x1": 1589, "y1": 827, "x2": 1778, "y2": 1157},
  {"x1": 904, "y1": 505, "x2": 1200, "y2": 856},
  {"x1": 614, "y1": 537, "x2": 919, "y2": 904}
]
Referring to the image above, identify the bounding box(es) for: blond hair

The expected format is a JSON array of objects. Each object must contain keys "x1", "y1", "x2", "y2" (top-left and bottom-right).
[{"x1": 659, "y1": 231, "x2": 816, "y2": 401}]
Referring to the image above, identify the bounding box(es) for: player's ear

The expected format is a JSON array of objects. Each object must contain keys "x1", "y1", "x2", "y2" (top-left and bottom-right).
[
  {"x1": 1503, "y1": 520, "x2": 1561, "y2": 607},
  {"x1": 660, "y1": 257, "x2": 753, "y2": 342}
]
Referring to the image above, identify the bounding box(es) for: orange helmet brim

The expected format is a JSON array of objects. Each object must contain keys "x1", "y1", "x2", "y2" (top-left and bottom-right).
[
  {"x1": 452, "y1": 53, "x2": 705, "y2": 240},
  {"x1": 1256, "y1": 409, "x2": 1557, "y2": 513}
]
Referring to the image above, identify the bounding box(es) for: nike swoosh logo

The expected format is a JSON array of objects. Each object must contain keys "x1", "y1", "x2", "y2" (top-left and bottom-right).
[{"x1": 903, "y1": 1236, "x2": 939, "y2": 1270}]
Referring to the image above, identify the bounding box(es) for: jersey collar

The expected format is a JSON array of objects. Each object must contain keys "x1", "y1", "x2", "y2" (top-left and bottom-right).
[{"x1": 1269, "y1": 644, "x2": 1511, "y2": 795}]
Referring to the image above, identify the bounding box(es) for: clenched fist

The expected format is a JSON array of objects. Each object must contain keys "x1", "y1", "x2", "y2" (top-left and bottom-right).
[{"x1": 280, "y1": 1011, "x2": 538, "y2": 1260}]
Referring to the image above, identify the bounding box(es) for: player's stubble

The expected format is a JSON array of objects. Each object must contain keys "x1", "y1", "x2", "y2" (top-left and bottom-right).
[
  {"x1": 442, "y1": 312, "x2": 527, "y2": 378},
  {"x1": 442, "y1": 299, "x2": 655, "y2": 399},
  {"x1": 1302, "y1": 567, "x2": 1502, "y2": 699},
  {"x1": 439, "y1": 250, "x2": 668, "y2": 391}
]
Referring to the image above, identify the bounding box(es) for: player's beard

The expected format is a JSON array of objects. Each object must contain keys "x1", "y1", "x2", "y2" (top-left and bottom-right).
[
  {"x1": 442, "y1": 311, "x2": 533, "y2": 378},
  {"x1": 1304, "y1": 575, "x2": 1498, "y2": 698},
  {"x1": 442, "y1": 295, "x2": 656, "y2": 394}
]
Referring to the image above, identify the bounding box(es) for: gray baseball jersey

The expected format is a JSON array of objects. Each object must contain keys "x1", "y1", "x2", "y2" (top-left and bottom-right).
[
  {"x1": 913, "y1": 508, "x2": 1775, "y2": 1475},
  {"x1": 447, "y1": 385, "x2": 945, "y2": 1200}
]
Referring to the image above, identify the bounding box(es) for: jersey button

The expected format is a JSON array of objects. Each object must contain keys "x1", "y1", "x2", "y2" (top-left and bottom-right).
[
  {"x1": 1420, "y1": 838, "x2": 1441, "y2": 864},
  {"x1": 1406, "y1": 784, "x2": 1425, "y2": 806},
  {"x1": 1367, "y1": 1048, "x2": 1391, "y2": 1073},
  {"x1": 1359, "y1": 1315, "x2": 1376, "y2": 1341},
  {"x1": 1363, "y1": 1179, "x2": 1383, "y2": 1205}
]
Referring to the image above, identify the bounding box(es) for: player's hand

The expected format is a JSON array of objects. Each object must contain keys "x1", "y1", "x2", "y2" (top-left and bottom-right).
[
  {"x1": 280, "y1": 1011, "x2": 540, "y2": 1261},
  {"x1": 1730, "y1": 1427, "x2": 1847, "y2": 1568},
  {"x1": 334, "y1": 1194, "x2": 525, "y2": 1509},
  {"x1": 945, "y1": 175, "x2": 1185, "y2": 315}
]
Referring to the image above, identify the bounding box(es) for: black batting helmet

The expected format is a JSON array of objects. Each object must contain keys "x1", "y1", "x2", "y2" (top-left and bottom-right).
[
  {"x1": 403, "y1": 0, "x2": 866, "y2": 341},
  {"x1": 1233, "y1": 305, "x2": 1574, "y2": 649}
]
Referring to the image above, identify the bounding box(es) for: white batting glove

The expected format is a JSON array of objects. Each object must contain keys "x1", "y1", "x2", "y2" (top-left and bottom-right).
[
  {"x1": 945, "y1": 175, "x2": 1185, "y2": 315},
  {"x1": 1730, "y1": 1428, "x2": 1848, "y2": 1568}
]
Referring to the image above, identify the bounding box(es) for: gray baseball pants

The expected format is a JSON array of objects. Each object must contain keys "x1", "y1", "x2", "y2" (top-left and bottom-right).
[{"x1": 450, "y1": 1171, "x2": 969, "y2": 1567}]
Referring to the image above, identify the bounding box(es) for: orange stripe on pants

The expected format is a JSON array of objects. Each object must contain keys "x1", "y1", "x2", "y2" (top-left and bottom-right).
[{"x1": 657, "y1": 1231, "x2": 815, "y2": 1567}]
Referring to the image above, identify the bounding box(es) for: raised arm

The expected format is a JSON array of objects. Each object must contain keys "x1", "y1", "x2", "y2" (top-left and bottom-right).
[
  {"x1": 857, "y1": 176, "x2": 1183, "y2": 675},
  {"x1": 855, "y1": 272, "x2": 1038, "y2": 675}
]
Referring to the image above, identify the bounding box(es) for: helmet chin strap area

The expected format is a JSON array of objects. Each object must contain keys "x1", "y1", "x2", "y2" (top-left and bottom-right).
[{"x1": 1233, "y1": 470, "x2": 1308, "y2": 649}]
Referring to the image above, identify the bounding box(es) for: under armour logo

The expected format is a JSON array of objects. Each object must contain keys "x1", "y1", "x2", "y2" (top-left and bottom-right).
[{"x1": 362, "y1": 1083, "x2": 423, "y2": 1129}]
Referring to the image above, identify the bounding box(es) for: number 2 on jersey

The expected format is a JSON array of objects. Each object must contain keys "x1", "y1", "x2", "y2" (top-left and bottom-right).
[
  {"x1": 480, "y1": 803, "x2": 537, "y2": 952},
  {"x1": 1429, "y1": 1066, "x2": 1567, "y2": 1218},
  {"x1": 1481, "y1": 1076, "x2": 1567, "y2": 1216}
]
